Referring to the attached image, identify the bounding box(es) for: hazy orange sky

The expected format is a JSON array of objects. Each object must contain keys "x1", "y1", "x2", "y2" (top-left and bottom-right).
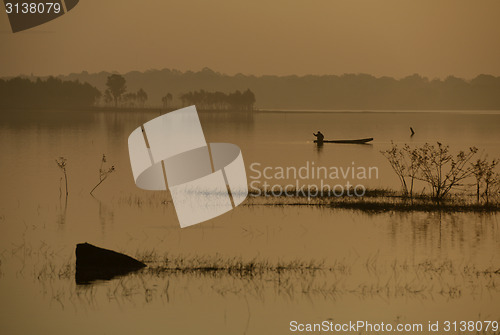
[{"x1": 1, "y1": 0, "x2": 499, "y2": 78}]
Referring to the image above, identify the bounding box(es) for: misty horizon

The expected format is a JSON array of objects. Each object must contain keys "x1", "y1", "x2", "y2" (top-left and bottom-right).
[{"x1": 4, "y1": 66, "x2": 500, "y2": 82}]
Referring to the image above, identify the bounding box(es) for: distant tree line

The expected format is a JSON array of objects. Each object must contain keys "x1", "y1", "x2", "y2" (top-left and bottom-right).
[
  {"x1": 178, "y1": 89, "x2": 256, "y2": 110},
  {"x1": 0, "y1": 77, "x2": 100, "y2": 109},
  {"x1": 4, "y1": 69, "x2": 500, "y2": 110},
  {"x1": 58, "y1": 68, "x2": 500, "y2": 110}
]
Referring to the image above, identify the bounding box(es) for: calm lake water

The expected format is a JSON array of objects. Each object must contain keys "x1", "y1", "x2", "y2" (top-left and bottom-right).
[{"x1": 0, "y1": 109, "x2": 499, "y2": 334}]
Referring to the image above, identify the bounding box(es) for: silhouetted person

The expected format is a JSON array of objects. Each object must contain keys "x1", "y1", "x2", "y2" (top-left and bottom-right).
[{"x1": 313, "y1": 131, "x2": 324, "y2": 144}]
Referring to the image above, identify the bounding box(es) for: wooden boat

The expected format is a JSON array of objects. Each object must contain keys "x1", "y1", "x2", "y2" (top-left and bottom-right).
[{"x1": 314, "y1": 137, "x2": 373, "y2": 144}]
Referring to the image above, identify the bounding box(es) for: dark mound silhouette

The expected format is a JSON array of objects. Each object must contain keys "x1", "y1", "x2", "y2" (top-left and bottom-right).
[{"x1": 75, "y1": 242, "x2": 146, "y2": 285}]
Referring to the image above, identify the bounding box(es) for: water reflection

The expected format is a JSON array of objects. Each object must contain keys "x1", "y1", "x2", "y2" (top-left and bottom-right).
[
  {"x1": 1, "y1": 110, "x2": 500, "y2": 335},
  {"x1": 315, "y1": 141, "x2": 324, "y2": 153},
  {"x1": 386, "y1": 211, "x2": 499, "y2": 262},
  {"x1": 56, "y1": 197, "x2": 67, "y2": 227},
  {"x1": 91, "y1": 196, "x2": 115, "y2": 236}
]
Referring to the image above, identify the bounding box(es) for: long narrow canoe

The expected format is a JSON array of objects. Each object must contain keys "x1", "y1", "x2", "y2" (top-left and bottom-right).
[{"x1": 314, "y1": 137, "x2": 373, "y2": 144}]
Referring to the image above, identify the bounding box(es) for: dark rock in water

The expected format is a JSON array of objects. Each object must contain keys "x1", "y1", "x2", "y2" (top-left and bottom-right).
[{"x1": 75, "y1": 242, "x2": 146, "y2": 285}]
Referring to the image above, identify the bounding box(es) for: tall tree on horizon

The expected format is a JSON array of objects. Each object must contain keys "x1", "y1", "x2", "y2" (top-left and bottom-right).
[{"x1": 105, "y1": 74, "x2": 126, "y2": 107}]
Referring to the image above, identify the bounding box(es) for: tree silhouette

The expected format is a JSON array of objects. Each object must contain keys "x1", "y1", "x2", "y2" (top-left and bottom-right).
[
  {"x1": 242, "y1": 89, "x2": 256, "y2": 110},
  {"x1": 162, "y1": 92, "x2": 173, "y2": 109},
  {"x1": 0, "y1": 76, "x2": 100, "y2": 109},
  {"x1": 178, "y1": 89, "x2": 256, "y2": 111},
  {"x1": 103, "y1": 89, "x2": 113, "y2": 106},
  {"x1": 105, "y1": 74, "x2": 126, "y2": 107},
  {"x1": 122, "y1": 92, "x2": 137, "y2": 107},
  {"x1": 136, "y1": 88, "x2": 148, "y2": 108}
]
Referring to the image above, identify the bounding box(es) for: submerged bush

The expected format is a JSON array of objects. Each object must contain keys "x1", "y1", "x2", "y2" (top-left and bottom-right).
[{"x1": 382, "y1": 142, "x2": 498, "y2": 201}]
